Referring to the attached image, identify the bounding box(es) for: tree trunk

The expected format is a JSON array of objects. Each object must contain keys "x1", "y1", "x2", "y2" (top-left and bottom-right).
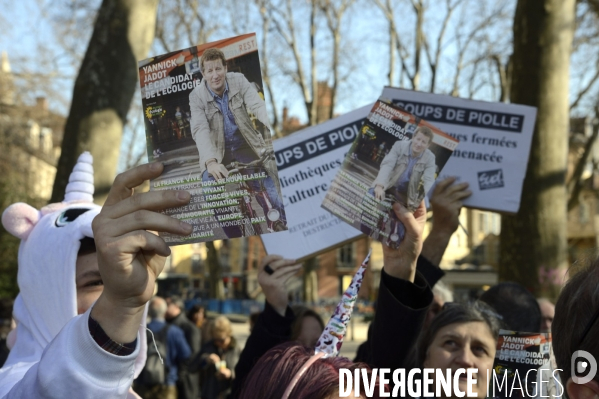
[
  {"x1": 206, "y1": 241, "x2": 225, "y2": 299},
  {"x1": 499, "y1": 0, "x2": 576, "y2": 297},
  {"x1": 50, "y1": 0, "x2": 159, "y2": 203}
]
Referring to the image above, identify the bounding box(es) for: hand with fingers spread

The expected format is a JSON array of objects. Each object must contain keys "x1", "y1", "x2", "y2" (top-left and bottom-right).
[
  {"x1": 90, "y1": 162, "x2": 193, "y2": 343},
  {"x1": 422, "y1": 177, "x2": 471, "y2": 266},
  {"x1": 258, "y1": 255, "x2": 302, "y2": 317},
  {"x1": 382, "y1": 200, "x2": 427, "y2": 283}
]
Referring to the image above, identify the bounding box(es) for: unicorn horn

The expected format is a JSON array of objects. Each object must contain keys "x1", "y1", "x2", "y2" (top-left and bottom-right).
[
  {"x1": 282, "y1": 250, "x2": 372, "y2": 399},
  {"x1": 64, "y1": 152, "x2": 94, "y2": 203},
  {"x1": 315, "y1": 249, "x2": 372, "y2": 358}
]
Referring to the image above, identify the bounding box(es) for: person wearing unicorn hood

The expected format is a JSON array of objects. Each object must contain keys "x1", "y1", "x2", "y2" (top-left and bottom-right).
[{"x1": 0, "y1": 154, "x2": 194, "y2": 398}]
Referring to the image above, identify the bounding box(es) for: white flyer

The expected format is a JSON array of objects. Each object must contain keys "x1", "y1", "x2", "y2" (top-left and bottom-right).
[{"x1": 383, "y1": 87, "x2": 537, "y2": 213}]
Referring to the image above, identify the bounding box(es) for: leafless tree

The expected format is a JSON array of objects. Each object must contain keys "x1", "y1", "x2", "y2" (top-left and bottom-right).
[
  {"x1": 449, "y1": 3, "x2": 511, "y2": 98},
  {"x1": 373, "y1": 0, "x2": 421, "y2": 90},
  {"x1": 373, "y1": 0, "x2": 511, "y2": 98},
  {"x1": 51, "y1": 0, "x2": 160, "y2": 204},
  {"x1": 255, "y1": 0, "x2": 282, "y2": 136},
  {"x1": 567, "y1": 109, "x2": 599, "y2": 212},
  {"x1": 318, "y1": 0, "x2": 356, "y2": 120},
  {"x1": 565, "y1": 1, "x2": 599, "y2": 211},
  {"x1": 569, "y1": 0, "x2": 599, "y2": 112},
  {"x1": 269, "y1": 0, "x2": 320, "y2": 126},
  {"x1": 154, "y1": 0, "x2": 219, "y2": 54}
]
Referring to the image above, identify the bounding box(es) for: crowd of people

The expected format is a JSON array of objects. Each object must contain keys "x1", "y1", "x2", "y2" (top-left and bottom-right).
[{"x1": 0, "y1": 152, "x2": 592, "y2": 399}]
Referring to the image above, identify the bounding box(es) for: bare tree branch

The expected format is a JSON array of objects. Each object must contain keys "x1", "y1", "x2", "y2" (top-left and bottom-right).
[
  {"x1": 373, "y1": 0, "x2": 417, "y2": 89},
  {"x1": 255, "y1": 0, "x2": 281, "y2": 136},
  {"x1": 570, "y1": 61, "x2": 599, "y2": 110},
  {"x1": 411, "y1": 0, "x2": 424, "y2": 90},
  {"x1": 451, "y1": 8, "x2": 506, "y2": 96},
  {"x1": 491, "y1": 53, "x2": 512, "y2": 102},
  {"x1": 319, "y1": 0, "x2": 356, "y2": 120},
  {"x1": 423, "y1": 0, "x2": 463, "y2": 92},
  {"x1": 568, "y1": 110, "x2": 599, "y2": 211},
  {"x1": 270, "y1": 0, "x2": 318, "y2": 125}
]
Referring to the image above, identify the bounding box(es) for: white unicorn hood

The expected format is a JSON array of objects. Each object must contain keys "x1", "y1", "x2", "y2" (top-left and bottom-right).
[{"x1": 0, "y1": 152, "x2": 147, "y2": 395}]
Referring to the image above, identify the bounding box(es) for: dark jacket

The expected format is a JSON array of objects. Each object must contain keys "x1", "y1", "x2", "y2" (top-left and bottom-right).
[
  {"x1": 355, "y1": 255, "x2": 442, "y2": 366},
  {"x1": 193, "y1": 338, "x2": 241, "y2": 399},
  {"x1": 168, "y1": 312, "x2": 202, "y2": 399},
  {"x1": 370, "y1": 269, "x2": 433, "y2": 370},
  {"x1": 146, "y1": 320, "x2": 192, "y2": 386},
  {"x1": 230, "y1": 302, "x2": 295, "y2": 398}
]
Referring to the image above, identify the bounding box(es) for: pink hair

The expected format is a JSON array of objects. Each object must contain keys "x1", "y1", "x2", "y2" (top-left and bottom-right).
[{"x1": 238, "y1": 342, "x2": 383, "y2": 399}]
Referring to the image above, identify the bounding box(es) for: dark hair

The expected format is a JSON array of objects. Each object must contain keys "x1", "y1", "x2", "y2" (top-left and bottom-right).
[
  {"x1": 553, "y1": 259, "x2": 599, "y2": 384},
  {"x1": 479, "y1": 282, "x2": 541, "y2": 332},
  {"x1": 239, "y1": 342, "x2": 381, "y2": 399},
  {"x1": 414, "y1": 126, "x2": 434, "y2": 143},
  {"x1": 200, "y1": 48, "x2": 226, "y2": 73},
  {"x1": 290, "y1": 305, "x2": 325, "y2": 342},
  {"x1": 0, "y1": 298, "x2": 14, "y2": 336},
  {"x1": 186, "y1": 304, "x2": 204, "y2": 322},
  {"x1": 78, "y1": 237, "x2": 96, "y2": 255},
  {"x1": 417, "y1": 301, "x2": 502, "y2": 367}
]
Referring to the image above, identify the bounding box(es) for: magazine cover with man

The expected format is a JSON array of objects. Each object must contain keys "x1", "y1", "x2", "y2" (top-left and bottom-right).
[
  {"x1": 321, "y1": 98, "x2": 458, "y2": 248},
  {"x1": 138, "y1": 33, "x2": 287, "y2": 245}
]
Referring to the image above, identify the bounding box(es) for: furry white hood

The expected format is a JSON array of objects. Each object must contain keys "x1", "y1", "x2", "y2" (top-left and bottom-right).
[{"x1": 0, "y1": 153, "x2": 147, "y2": 396}]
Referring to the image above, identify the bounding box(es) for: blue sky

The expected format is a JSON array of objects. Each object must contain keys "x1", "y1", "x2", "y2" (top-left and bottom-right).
[
  {"x1": 2, "y1": 0, "x2": 598, "y2": 172},
  {"x1": 0, "y1": 1, "x2": 91, "y2": 112}
]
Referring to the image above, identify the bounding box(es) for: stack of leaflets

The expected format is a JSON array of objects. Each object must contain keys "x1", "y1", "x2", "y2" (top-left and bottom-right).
[
  {"x1": 138, "y1": 33, "x2": 287, "y2": 245},
  {"x1": 138, "y1": 34, "x2": 536, "y2": 257},
  {"x1": 321, "y1": 97, "x2": 458, "y2": 248}
]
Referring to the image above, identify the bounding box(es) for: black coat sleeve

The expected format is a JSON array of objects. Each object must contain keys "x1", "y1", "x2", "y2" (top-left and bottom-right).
[
  {"x1": 370, "y1": 268, "x2": 433, "y2": 370},
  {"x1": 230, "y1": 301, "x2": 295, "y2": 398},
  {"x1": 416, "y1": 255, "x2": 445, "y2": 288}
]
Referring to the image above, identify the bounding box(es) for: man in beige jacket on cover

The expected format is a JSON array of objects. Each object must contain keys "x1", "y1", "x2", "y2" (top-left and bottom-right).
[{"x1": 188, "y1": 48, "x2": 284, "y2": 238}]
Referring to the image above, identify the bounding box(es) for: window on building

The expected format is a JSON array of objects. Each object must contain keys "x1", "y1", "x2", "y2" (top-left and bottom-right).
[
  {"x1": 339, "y1": 275, "x2": 354, "y2": 295},
  {"x1": 337, "y1": 243, "x2": 355, "y2": 270}
]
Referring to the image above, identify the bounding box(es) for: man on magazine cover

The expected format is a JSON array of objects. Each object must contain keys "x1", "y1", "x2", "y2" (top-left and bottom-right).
[
  {"x1": 372, "y1": 126, "x2": 437, "y2": 209},
  {"x1": 360, "y1": 126, "x2": 436, "y2": 244},
  {"x1": 189, "y1": 48, "x2": 285, "y2": 238}
]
